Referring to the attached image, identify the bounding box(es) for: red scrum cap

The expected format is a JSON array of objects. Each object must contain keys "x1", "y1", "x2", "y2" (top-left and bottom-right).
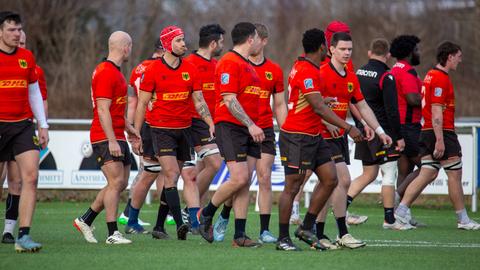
[
  {"x1": 160, "y1": 25, "x2": 184, "y2": 53},
  {"x1": 325, "y1": 20, "x2": 350, "y2": 47}
]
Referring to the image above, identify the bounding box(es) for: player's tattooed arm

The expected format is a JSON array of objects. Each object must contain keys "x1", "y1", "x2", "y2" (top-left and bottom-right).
[
  {"x1": 192, "y1": 91, "x2": 213, "y2": 124},
  {"x1": 224, "y1": 94, "x2": 254, "y2": 127}
]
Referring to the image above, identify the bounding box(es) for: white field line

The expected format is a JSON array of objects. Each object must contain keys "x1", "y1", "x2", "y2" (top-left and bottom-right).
[{"x1": 366, "y1": 239, "x2": 480, "y2": 248}]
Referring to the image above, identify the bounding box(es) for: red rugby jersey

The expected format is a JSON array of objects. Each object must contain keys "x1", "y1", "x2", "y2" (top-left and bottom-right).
[
  {"x1": 90, "y1": 60, "x2": 127, "y2": 143},
  {"x1": 318, "y1": 62, "x2": 364, "y2": 139},
  {"x1": 422, "y1": 68, "x2": 455, "y2": 131},
  {"x1": 184, "y1": 52, "x2": 217, "y2": 119},
  {"x1": 129, "y1": 58, "x2": 159, "y2": 124},
  {"x1": 281, "y1": 57, "x2": 323, "y2": 136},
  {"x1": 251, "y1": 58, "x2": 284, "y2": 129},
  {"x1": 139, "y1": 57, "x2": 201, "y2": 129},
  {"x1": 391, "y1": 60, "x2": 422, "y2": 124},
  {"x1": 214, "y1": 50, "x2": 261, "y2": 126},
  {"x1": 36, "y1": 65, "x2": 47, "y2": 100},
  {"x1": 0, "y1": 47, "x2": 38, "y2": 122}
]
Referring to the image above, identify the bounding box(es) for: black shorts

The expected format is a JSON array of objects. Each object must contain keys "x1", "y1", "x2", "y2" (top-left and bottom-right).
[
  {"x1": 191, "y1": 118, "x2": 215, "y2": 147},
  {"x1": 261, "y1": 127, "x2": 276, "y2": 155},
  {"x1": 150, "y1": 127, "x2": 192, "y2": 162},
  {"x1": 400, "y1": 123, "x2": 421, "y2": 157},
  {"x1": 325, "y1": 137, "x2": 350, "y2": 165},
  {"x1": 92, "y1": 140, "x2": 132, "y2": 167},
  {"x1": 141, "y1": 123, "x2": 156, "y2": 160},
  {"x1": 279, "y1": 131, "x2": 332, "y2": 172},
  {"x1": 419, "y1": 130, "x2": 462, "y2": 160},
  {"x1": 215, "y1": 121, "x2": 261, "y2": 162},
  {"x1": 0, "y1": 120, "x2": 39, "y2": 162},
  {"x1": 355, "y1": 135, "x2": 401, "y2": 166}
]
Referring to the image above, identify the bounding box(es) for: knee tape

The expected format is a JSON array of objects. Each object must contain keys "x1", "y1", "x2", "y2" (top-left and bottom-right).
[
  {"x1": 197, "y1": 147, "x2": 220, "y2": 161},
  {"x1": 421, "y1": 159, "x2": 441, "y2": 171},
  {"x1": 182, "y1": 161, "x2": 196, "y2": 169},
  {"x1": 380, "y1": 161, "x2": 397, "y2": 186},
  {"x1": 443, "y1": 160, "x2": 462, "y2": 171},
  {"x1": 144, "y1": 160, "x2": 162, "y2": 173}
]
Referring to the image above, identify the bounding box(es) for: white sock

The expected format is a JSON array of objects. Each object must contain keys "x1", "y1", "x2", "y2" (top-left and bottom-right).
[
  {"x1": 395, "y1": 203, "x2": 409, "y2": 218},
  {"x1": 3, "y1": 219, "x2": 17, "y2": 234},
  {"x1": 455, "y1": 208, "x2": 469, "y2": 224}
]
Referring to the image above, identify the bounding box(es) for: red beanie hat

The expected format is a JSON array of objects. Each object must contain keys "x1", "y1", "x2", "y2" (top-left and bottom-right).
[
  {"x1": 160, "y1": 25, "x2": 184, "y2": 53},
  {"x1": 325, "y1": 20, "x2": 351, "y2": 47}
]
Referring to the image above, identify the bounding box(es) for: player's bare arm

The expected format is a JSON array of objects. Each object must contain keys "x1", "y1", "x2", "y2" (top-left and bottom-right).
[
  {"x1": 223, "y1": 93, "x2": 264, "y2": 142},
  {"x1": 355, "y1": 100, "x2": 393, "y2": 146},
  {"x1": 432, "y1": 104, "x2": 445, "y2": 159},
  {"x1": 304, "y1": 92, "x2": 363, "y2": 142}
]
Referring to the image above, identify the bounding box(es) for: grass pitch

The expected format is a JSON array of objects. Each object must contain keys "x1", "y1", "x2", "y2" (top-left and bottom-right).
[{"x1": 0, "y1": 201, "x2": 479, "y2": 270}]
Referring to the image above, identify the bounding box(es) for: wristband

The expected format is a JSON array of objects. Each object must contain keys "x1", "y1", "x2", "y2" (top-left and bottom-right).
[{"x1": 375, "y1": 126, "x2": 385, "y2": 136}]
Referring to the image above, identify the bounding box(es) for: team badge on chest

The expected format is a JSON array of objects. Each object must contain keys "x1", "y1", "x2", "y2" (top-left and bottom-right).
[
  {"x1": 347, "y1": 82, "x2": 354, "y2": 93},
  {"x1": 19, "y1": 59, "x2": 28, "y2": 69},
  {"x1": 182, "y1": 72, "x2": 190, "y2": 81},
  {"x1": 265, "y1": 71, "x2": 273, "y2": 81}
]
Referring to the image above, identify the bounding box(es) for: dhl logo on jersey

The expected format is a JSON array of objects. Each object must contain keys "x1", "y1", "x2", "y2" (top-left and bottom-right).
[
  {"x1": 182, "y1": 72, "x2": 190, "y2": 81},
  {"x1": 244, "y1": 86, "x2": 260, "y2": 95},
  {"x1": 163, "y1": 92, "x2": 189, "y2": 101},
  {"x1": 18, "y1": 59, "x2": 28, "y2": 69},
  {"x1": 265, "y1": 71, "x2": 273, "y2": 81},
  {"x1": 259, "y1": 90, "x2": 270, "y2": 99},
  {"x1": 116, "y1": 96, "x2": 127, "y2": 105},
  {"x1": 202, "y1": 83, "x2": 215, "y2": 91},
  {"x1": 347, "y1": 82, "x2": 354, "y2": 93},
  {"x1": 0, "y1": 79, "x2": 27, "y2": 88},
  {"x1": 330, "y1": 102, "x2": 348, "y2": 111}
]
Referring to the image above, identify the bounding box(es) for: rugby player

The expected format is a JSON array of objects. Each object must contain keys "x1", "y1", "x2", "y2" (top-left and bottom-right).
[
  {"x1": 276, "y1": 28, "x2": 363, "y2": 251},
  {"x1": 347, "y1": 38, "x2": 411, "y2": 230},
  {"x1": 74, "y1": 31, "x2": 137, "y2": 245},
  {"x1": 133, "y1": 25, "x2": 214, "y2": 240},
  {"x1": 1, "y1": 29, "x2": 49, "y2": 244},
  {"x1": 198, "y1": 22, "x2": 264, "y2": 247},
  {"x1": 395, "y1": 41, "x2": 480, "y2": 230},
  {"x1": 313, "y1": 32, "x2": 391, "y2": 249},
  {"x1": 0, "y1": 11, "x2": 49, "y2": 252},
  {"x1": 182, "y1": 24, "x2": 225, "y2": 233},
  {"x1": 211, "y1": 23, "x2": 286, "y2": 244}
]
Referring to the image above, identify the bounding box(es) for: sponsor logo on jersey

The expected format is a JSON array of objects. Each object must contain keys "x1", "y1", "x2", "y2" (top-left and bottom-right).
[
  {"x1": 347, "y1": 82, "x2": 354, "y2": 93},
  {"x1": 265, "y1": 71, "x2": 273, "y2": 80},
  {"x1": 18, "y1": 59, "x2": 28, "y2": 69},
  {"x1": 162, "y1": 92, "x2": 189, "y2": 100},
  {"x1": 202, "y1": 82, "x2": 215, "y2": 91},
  {"x1": 221, "y1": 73, "x2": 230, "y2": 85},
  {"x1": 244, "y1": 86, "x2": 261, "y2": 95},
  {"x1": 303, "y1": 78, "x2": 313, "y2": 89},
  {"x1": 434, "y1": 87, "x2": 443, "y2": 97},
  {"x1": 182, "y1": 72, "x2": 190, "y2": 81},
  {"x1": 259, "y1": 90, "x2": 270, "y2": 99},
  {"x1": 330, "y1": 102, "x2": 348, "y2": 111},
  {"x1": 0, "y1": 79, "x2": 27, "y2": 88}
]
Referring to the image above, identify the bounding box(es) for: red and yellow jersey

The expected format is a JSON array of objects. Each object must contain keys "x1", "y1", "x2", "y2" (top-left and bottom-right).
[
  {"x1": 422, "y1": 68, "x2": 455, "y2": 131},
  {"x1": 0, "y1": 47, "x2": 38, "y2": 122},
  {"x1": 214, "y1": 50, "x2": 261, "y2": 126},
  {"x1": 140, "y1": 57, "x2": 201, "y2": 129},
  {"x1": 129, "y1": 58, "x2": 159, "y2": 95},
  {"x1": 318, "y1": 62, "x2": 364, "y2": 139},
  {"x1": 90, "y1": 60, "x2": 127, "y2": 143},
  {"x1": 36, "y1": 65, "x2": 47, "y2": 100},
  {"x1": 391, "y1": 60, "x2": 422, "y2": 124},
  {"x1": 184, "y1": 52, "x2": 217, "y2": 119},
  {"x1": 129, "y1": 58, "x2": 159, "y2": 123},
  {"x1": 281, "y1": 57, "x2": 323, "y2": 136},
  {"x1": 251, "y1": 58, "x2": 284, "y2": 129}
]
